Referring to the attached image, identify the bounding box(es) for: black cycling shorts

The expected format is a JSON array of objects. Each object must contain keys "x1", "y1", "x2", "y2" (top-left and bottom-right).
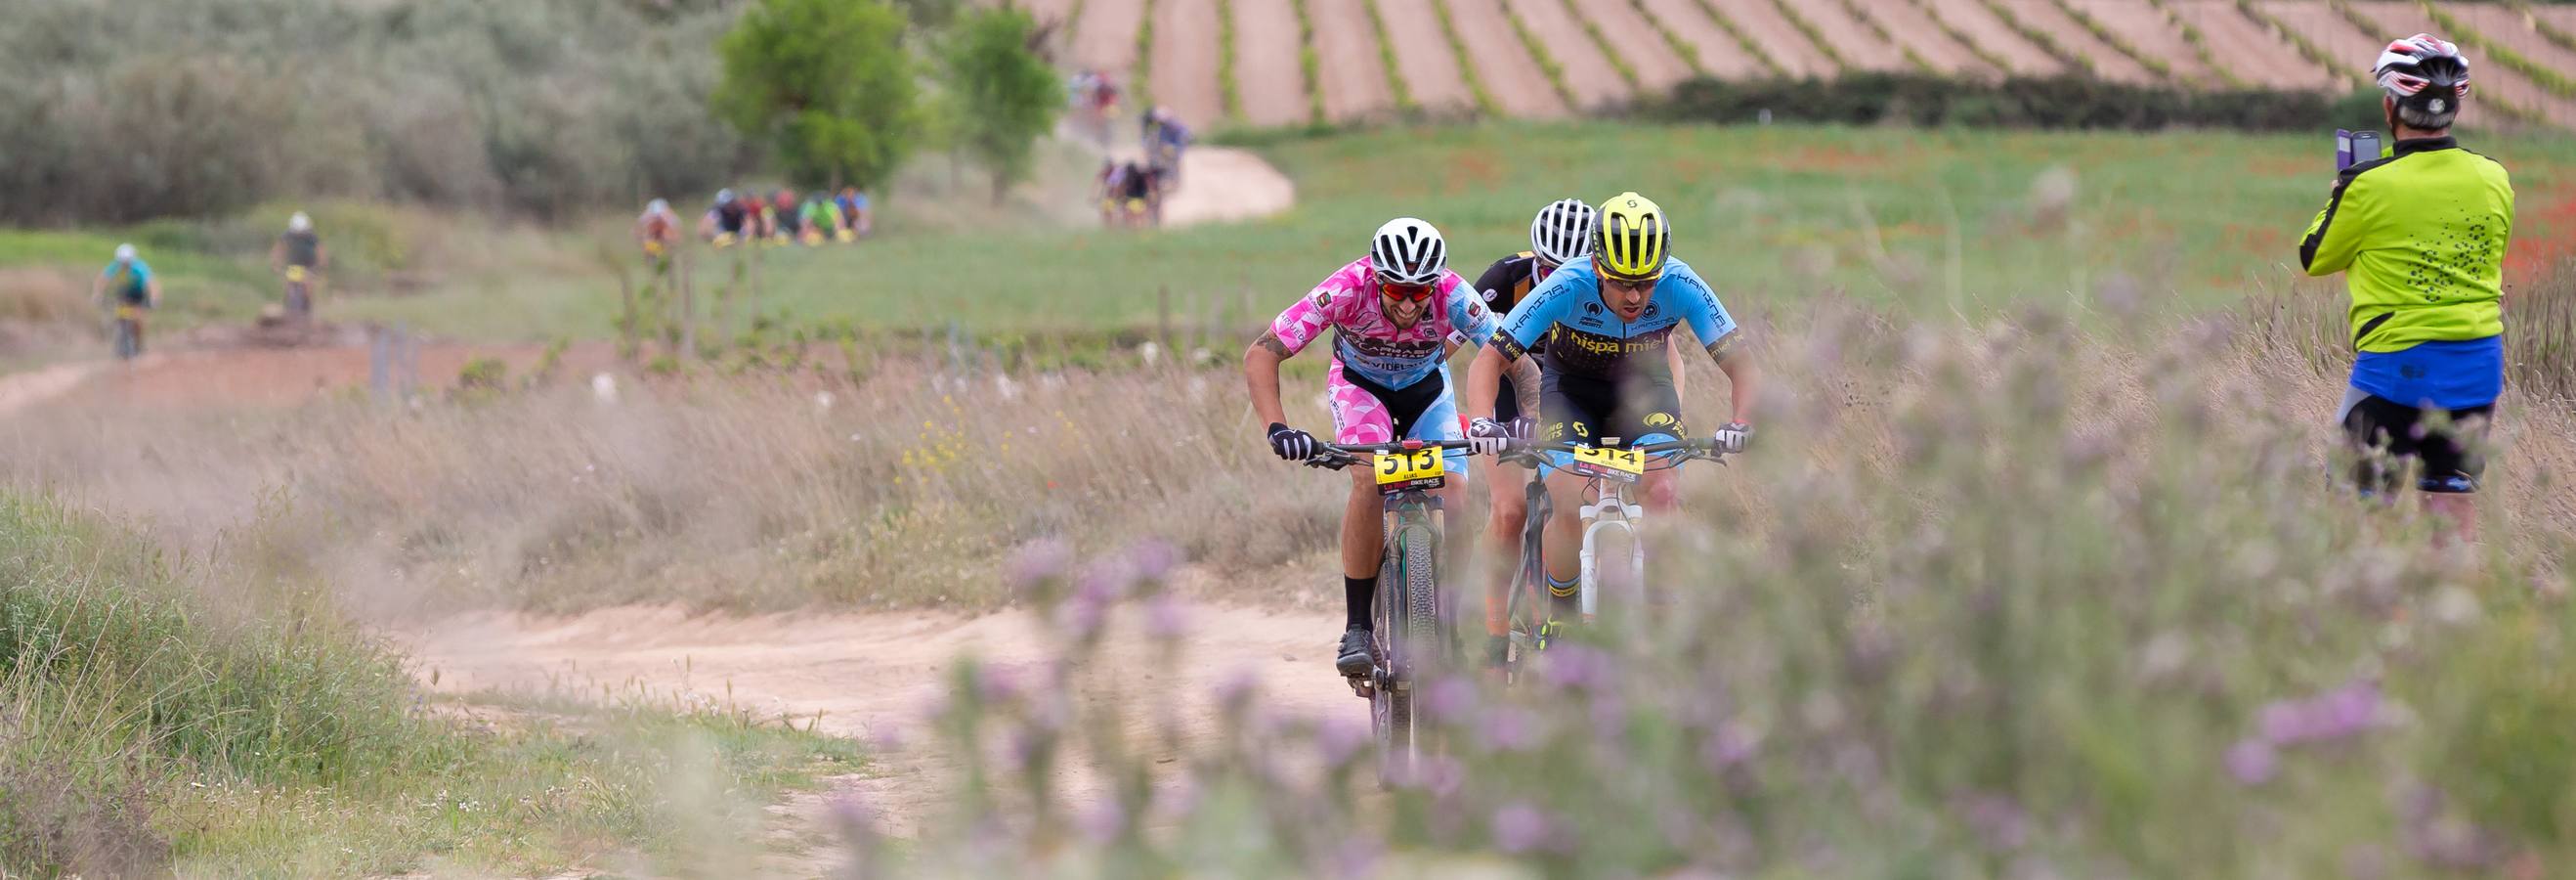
[
  {"x1": 2341, "y1": 392, "x2": 2491, "y2": 494},
  {"x1": 1538, "y1": 370, "x2": 1685, "y2": 447}
]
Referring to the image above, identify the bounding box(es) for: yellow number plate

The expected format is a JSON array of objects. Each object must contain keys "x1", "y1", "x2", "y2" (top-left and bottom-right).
[
  {"x1": 1567, "y1": 445, "x2": 1646, "y2": 482},
  {"x1": 1373, "y1": 447, "x2": 1447, "y2": 490},
  {"x1": 113, "y1": 304, "x2": 142, "y2": 320},
  {"x1": 284, "y1": 265, "x2": 310, "y2": 283}
]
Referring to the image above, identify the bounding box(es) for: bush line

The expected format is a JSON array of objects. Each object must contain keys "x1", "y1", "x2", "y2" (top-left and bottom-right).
[
  {"x1": 1363, "y1": 0, "x2": 1420, "y2": 112},
  {"x1": 1688, "y1": 0, "x2": 1791, "y2": 76},
  {"x1": 1841, "y1": 0, "x2": 1939, "y2": 75},
  {"x1": 1768, "y1": 0, "x2": 1854, "y2": 72},
  {"x1": 2235, "y1": 0, "x2": 2366, "y2": 89},
  {"x1": 1503, "y1": 0, "x2": 1581, "y2": 109},
  {"x1": 1293, "y1": 0, "x2": 1329, "y2": 124},
  {"x1": 2144, "y1": 0, "x2": 2249, "y2": 89},
  {"x1": 1562, "y1": 0, "x2": 1645, "y2": 91},
  {"x1": 2520, "y1": 1, "x2": 2576, "y2": 53},
  {"x1": 2423, "y1": 1, "x2": 2576, "y2": 100},
  {"x1": 1907, "y1": 0, "x2": 2016, "y2": 76},
  {"x1": 1631, "y1": 0, "x2": 1712, "y2": 76},
  {"x1": 1653, "y1": 71, "x2": 2373, "y2": 131},
  {"x1": 1217, "y1": 0, "x2": 1243, "y2": 121},
  {"x1": 1976, "y1": 0, "x2": 2096, "y2": 76},
  {"x1": 1133, "y1": 0, "x2": 1157, "y2": 111},
  {"x1": 2049, "y1": 0, "x2": 2176, "y2": 82},
  {"x1": 1432, "y1": 0, "x2": 1505, "y2": 116}
]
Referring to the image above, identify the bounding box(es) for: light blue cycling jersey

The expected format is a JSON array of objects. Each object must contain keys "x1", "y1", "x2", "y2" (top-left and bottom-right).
[
  {"x1": 1489, "y1": 257, "x2": 1737, "y2": 378},
  {"x1": 101, "y1": 259, "x2": 154, "y2": 304}
]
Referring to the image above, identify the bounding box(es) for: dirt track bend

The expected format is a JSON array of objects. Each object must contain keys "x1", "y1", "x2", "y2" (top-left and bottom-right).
[
  {"x1": 1310, "y1": 0, "x2": 1400, "y2": 120},
  {"x1": 399, "y1": 601, "x2": 1349, "y2": 840}
]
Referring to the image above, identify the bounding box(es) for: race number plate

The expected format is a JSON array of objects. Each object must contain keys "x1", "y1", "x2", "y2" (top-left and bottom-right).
[
  {"x1": 1567, "y1": 445, "x2": 1645, "y2": 483},
  {"x1": 1374, "y1": 447, "x2": 1447, "y2": 492}
]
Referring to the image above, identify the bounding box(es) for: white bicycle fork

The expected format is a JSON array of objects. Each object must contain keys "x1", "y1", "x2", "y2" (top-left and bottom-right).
[{"x1": 1573, "y1": 491, "x2": 1645, "y2": 624}]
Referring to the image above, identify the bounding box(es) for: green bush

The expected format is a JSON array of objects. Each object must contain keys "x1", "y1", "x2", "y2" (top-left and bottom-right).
[{"x1": 1653, "y1": 72, "x2": 2364, "y2": 131}]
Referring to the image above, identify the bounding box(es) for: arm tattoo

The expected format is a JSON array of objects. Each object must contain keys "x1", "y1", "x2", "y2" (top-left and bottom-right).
[
  {"x1": 1510, "y1": 357, "x2": 1543, "y2": 417},
  {"x1": 1705, "y1": 332, "x2": 1741, "y2": 367},
  {"x1": 1255, "y1": 330, "x2": 1291, "y2": 359}
]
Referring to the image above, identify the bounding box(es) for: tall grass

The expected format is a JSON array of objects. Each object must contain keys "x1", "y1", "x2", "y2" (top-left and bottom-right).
[{"x1": 839, "y1": 289, "x2": 2576, "y2": 876}]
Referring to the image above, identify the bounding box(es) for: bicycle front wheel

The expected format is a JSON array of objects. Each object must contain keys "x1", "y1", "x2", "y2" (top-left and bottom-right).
[{"x1": 1374, "y1": 510, "x2": 1441, "y2": 787}]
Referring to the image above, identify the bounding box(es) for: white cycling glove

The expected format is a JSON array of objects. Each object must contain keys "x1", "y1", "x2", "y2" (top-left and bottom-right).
[{"x1": 1711, "y1": 421, "x2": 1752, "y2": 455}]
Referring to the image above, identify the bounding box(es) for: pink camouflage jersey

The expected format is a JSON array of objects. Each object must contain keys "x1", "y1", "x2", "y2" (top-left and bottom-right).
[{"x1": 1267, "y1": 258, "x2": 1496, "y2": 388}]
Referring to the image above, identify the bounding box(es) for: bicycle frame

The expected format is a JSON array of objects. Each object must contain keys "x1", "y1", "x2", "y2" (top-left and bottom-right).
[
  {"x1": 1306, "y1": 438, "x2": 1476, "y2": 783},
  {"x1": 1502, "y1": 437, "x2": 1720, "y2": 663}
]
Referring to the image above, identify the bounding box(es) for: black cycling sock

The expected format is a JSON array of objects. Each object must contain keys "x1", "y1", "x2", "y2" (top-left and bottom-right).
[
  {"x1": 1548, "y1": 574, "x2": 1580, "y2": 619},
  {"x1": 1344, "y1": 576, "x2": 1377, "y2": 631}
]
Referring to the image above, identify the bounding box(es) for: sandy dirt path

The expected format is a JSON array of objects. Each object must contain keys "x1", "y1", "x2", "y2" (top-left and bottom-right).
[
  {"x1": 1072, "y1": 0, "x2": 1149, "y2": 79},
  {"x1": 1500, "y1": 0, "x2": 1636, "y2": 109},
  {"x1": 1150, "y1": 0, "x2": 1225, "y2": 126},
  {"x1": 0, "y1": 361, "x2": 102, "y2": 418},
  {"x1": 1921, "y1": 0, "x2": 2068, "y2": 75},
  {"x1": 1310, "y1": 0, "x2": 1400, "y2": 120},
  {"x1": 1787, "y1": 0, "x2": 1911, "y2": 72},
  {"x1": 2171, "y1": 1, "x2": 2335, "y2": 91},
  {"x1": 1159, "y1": 147, "x2": 1299, "y2": 225},
  {"x1": 1863, "y1": 0, "x2": 1996, "y2": 75},
  {"x1": 1995, "y1": 0, "x2": 2158, "y2": 82},
  {"x1": 1443, "y1": 0, "x2": 1571, "y2": 116},
  {"x1": 1232, "y1": 0, "x2": 1314, "y2": 126},
  {"x1": 1703, "y1": 0, "x2": 1838, "y2": 77},
  {"x1": 1637, "y1": 0, "x2": 1776, "y2": 78},
  {"x1": 1375, "y1": 0, "x2": 1482, "y2": 112},
  {"x1": 2340, "y1": 0, "x2": 2576, "y2": 127},
  {"x1": 1570, "y1": 0, "x2": 1700, "y2": 89},
  {"x1": 400, "y1": 602, "x2": 1350, "y2": 839}
]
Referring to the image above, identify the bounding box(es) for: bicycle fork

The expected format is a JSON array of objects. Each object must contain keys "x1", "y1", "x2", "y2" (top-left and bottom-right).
[{"x1": 1575, "y1": 494, "x2": 1644, "y2": 624}]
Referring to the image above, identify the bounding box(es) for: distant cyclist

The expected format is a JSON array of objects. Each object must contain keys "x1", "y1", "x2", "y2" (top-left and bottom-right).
[
  {"x1": 93, "y1": 243, "x2": 161, "y2": 358},
  {"x1": 771, "y1": 190, "x2": 804, "y2": 242},
  {"x1": 1245, "y1": 218, "x2": 1536, "y2": 678},
  {"x1": 635, "y1": 198, "x2": 682, "y2": 261},
  {"x1": 705, "y1": 189, "x2": 749, "y2": 244},
  {"x1": 2303, "y1": 34, "x2": 2512, "y2": 546},
  {"x1": 1465, "y1": 193, "x2": 1760, "y2": 619},
  {"x1": 801, "y1": 191, "x2": 842, "y2": 243},
  {"x1": 270, "y1": 211, "x2": 327, "y2": 319}
]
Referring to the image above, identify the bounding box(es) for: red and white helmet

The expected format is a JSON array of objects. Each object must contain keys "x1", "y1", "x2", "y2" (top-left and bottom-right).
[
  {"x1": 1369, "y1": 217, "x2": 1448, "y2": 286},
  {"x1": 2374, "y1": 34, "x2": 2470, "y2": 127}
]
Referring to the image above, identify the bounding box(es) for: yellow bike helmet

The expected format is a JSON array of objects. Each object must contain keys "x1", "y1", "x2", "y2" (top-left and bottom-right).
[{"x1": 1593, "y1": 192, "x2": 1669, "y2": 283}]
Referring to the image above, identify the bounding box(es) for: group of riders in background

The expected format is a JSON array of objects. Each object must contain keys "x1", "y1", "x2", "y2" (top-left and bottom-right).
[
  {"x1": 93, "y1": 212, "x2": 326, "y2": 360},
  {"x1": 637, "y1": 188, "x2": 875, "y2": 260},
  {"x1": 1070, "y1": 68, "x2": 1191, "y2": 230}
]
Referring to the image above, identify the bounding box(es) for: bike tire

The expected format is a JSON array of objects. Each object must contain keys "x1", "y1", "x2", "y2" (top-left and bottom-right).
[
  {"x1": 1375, "y1": 506, "x2": 1443, "y2": 787},
  {"x1": 1373, "y1": 533, "x2": 1407, "y2": 786}
]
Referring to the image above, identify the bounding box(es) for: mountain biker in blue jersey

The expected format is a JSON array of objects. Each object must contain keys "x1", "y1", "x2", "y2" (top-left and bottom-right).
[
  {"x1": 1464, "y1": 192, "x2": 1761, "y2": 619},
  {"x1": 93, "y1": 243, "x2": 162, "y2": 357}
]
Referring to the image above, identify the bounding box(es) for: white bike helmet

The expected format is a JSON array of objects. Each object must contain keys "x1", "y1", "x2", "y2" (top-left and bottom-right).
[
  {"x1": 2375, "y1": 34, "x2": 2471, "y2": 130},
  {"x1": 1369, "y1": 217, "x2": 1447, "y2": 286},
  {"x1": 287, "y1": 211, "x2": 312, "y2": 233},
  {"x1": 1529, "y1": 198, "x2": 1595, "y2": 267},
  {"x1": 113, "y1": 242, "x2": 137, "y2": 262}
]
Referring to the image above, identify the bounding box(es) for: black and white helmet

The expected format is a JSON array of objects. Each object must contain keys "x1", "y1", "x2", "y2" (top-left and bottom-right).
[
  {"x1": 1529, "y1": 198, "x2": 1595, "y2": 267},
  {"x1": 1370, "y1": 217, "x2": 1448, "y2": 286},
  {"x1": 2375, "y1": 34, "x2": 2470, "y2": 129}
]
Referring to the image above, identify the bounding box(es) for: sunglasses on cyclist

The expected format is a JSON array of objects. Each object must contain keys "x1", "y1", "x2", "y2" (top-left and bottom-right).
[{"x1": 1378, "y1": 281, "x2": 1435, "y2": 302}]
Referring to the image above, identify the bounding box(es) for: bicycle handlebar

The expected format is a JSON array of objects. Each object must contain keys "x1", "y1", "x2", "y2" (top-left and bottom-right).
[
  {"x1": 1303, "y1": 439, "x2": 1480, "y2": 470},
  {"x1": 1495, "y1": 436, "x2": 1727, "y2": 470}
]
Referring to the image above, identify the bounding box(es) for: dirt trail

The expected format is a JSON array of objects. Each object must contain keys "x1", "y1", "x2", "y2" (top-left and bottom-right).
[
  {"x1": 1443, "y1": 0, "x2": 1570, "y2": 117},
  {"x1": 2173, "y1": 1, "x2": 2335, "y2": 92},
  {"x1": 1160, "y1": 147, "x2": 1300, "y2": 225},
  {"x1": 1500, "y1": 0, "x2": 1636, "y2": 108},
  {"x1": 1637, "y1": 0, "x2": 1774, "y2": 78},
  {"x1": 0, "y1": 361, "x2": 102, "y2": 418},
  {"x1": 1150, "y1": 0, "x2": 1225, "y2": 126},
  {"x1": 1922, "y1": 0, "x2": 2067, "y2": 75},
  {"x1": 1703, "y1": 0, "x2": 1838, "y2": 77},
  {"x1": 1572, "y1": 0, "x2": 1700, "y2": 88},
  {"x1": 1231, "y1": 0, "x2": 1313, "y2": 127},
  {"x1": 1374, "y1": 0, "x2": 1481, "y2": 112},
  {"x1": 1310, "y1": 0, "x2": 1399, "y2": 120},
  {"x1": 399, "y1": 602, "x2": 1348, "y2": 839}
]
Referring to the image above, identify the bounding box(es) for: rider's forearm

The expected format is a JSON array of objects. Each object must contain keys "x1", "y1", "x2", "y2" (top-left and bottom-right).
[
  {"x1": 1666, "y1": 341, "x2": 1687, "y2": 400},
  {"x1": 1509, "y1": 356, "x2": 1542, "y2": 418},
  {"x1": 1715, "y1": 346, "x2": 1759, "y2": 425},
  {"x1": 1244, "y1": 333, "x2": 1292, "y2": 426},
  {"x1": 1464, "y1": 347, "x2": 1505, "y2": 424}
]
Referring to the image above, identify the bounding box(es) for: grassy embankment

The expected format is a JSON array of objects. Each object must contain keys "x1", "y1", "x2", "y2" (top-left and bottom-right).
[{"x1": 0, "y1": 492, "x2": 859, "y2": 876}]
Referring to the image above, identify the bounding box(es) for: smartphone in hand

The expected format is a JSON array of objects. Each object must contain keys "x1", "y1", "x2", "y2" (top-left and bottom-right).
[{"x1": 2337, "y1": 130, "x2": 2384, "y2": 171}]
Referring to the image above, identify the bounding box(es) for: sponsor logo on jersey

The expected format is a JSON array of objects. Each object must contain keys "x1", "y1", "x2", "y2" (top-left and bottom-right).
[{"x1": 1582, "y1": 300, "x2": 1604, "y2": 316}]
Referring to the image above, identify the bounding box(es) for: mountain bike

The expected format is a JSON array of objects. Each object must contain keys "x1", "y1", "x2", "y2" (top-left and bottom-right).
[
  {"x1": 282, "y1": 264, "x2": 315, "y2": 321},
  {"x1": 1495, "y1": 437, "x2": 1726, "y2": 675},
  {"x1": 1305, "y1": 438, "x2": 1478, "y2": 783},
  {"x1": 108, "y1": 303, "x2": 145, "y2": 360}
]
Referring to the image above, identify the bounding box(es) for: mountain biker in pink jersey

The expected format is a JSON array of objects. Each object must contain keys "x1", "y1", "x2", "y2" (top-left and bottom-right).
[{"x1": 1244, "y1": 218, "x2": 1543, "y2": 678}]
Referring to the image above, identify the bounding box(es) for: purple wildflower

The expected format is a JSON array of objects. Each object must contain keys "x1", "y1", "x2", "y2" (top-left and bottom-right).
[
  {"x1": 1952, "y1": 793, "x2": 2029, "y2": 852},
  {"x1": 1006, "y1": 538, "x2": 1074, "y2": 594},
  {"x1": 1315, "y1": 714, "x2": 1369, "y2": 768},
  {"x1": 2259, "y1": 681, "x2": 2384, "y2": 746},
  {"x1": 1126, "y1": 539, "x2": 1181, "y2": 582},
  {"x1": 1212, "y1": 667, "x2": 1260, "y2": 712},
  {"x1": 1699, "y1": 722, "x2": 1761, "y2": 771},
  {"x1": 2224, "y1": 737, "x2": 2278, "y2": 786},
  {"x1": 1422, "y1": 676, "x2": 1476, "y2": 722},
  {"x1": 1490, "y1": 802, "x2": 1554, "y2": 855},
  {"x1": 1479, "y1": 706, "x2": 1541, "y2": 753},
  {"x1": 1330, "y1": 837, "x2": 1382, "y2": 879},
  {"x1": 1538, "y1": 642, "x2": 1612, "y2": 691},
  {"x1": 829, "y1": 792, "x2": 879, "y2": 840},
  {"x1": 974, "y1": 665, "x2": 1023, "y2": 704},
  {"x1": 1077, "y1": 798, "x2": 1126, "y2": 844},
  {"x1": 1143, "y1": 592, "x2": 1189, "y2": 640}
]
